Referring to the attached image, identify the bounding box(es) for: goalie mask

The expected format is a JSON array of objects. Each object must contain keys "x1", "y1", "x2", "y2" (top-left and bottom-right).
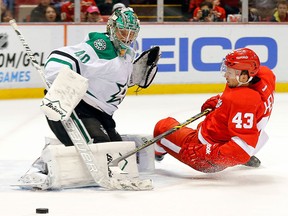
[{"x1": 107, "y1": 7, "x2": 140, "y2": 57}]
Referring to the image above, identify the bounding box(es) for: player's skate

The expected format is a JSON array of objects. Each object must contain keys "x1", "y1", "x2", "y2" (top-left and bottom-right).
[
  {"x1": 154, "y1": 143, "x2": 167, "y2": 161},
  {"x1": 243, "y1": 156, "x2": 261, "y2": 168}
]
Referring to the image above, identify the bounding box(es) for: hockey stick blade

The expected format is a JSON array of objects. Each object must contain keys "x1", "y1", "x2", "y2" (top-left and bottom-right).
[{"x1": 109, "y1": 109, "x2": 210, "y2": 170}]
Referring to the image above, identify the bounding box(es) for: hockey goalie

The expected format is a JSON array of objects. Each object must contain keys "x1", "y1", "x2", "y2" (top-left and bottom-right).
[{"x1": 15, "y1": 7, "x2": 160, "y2": 190}]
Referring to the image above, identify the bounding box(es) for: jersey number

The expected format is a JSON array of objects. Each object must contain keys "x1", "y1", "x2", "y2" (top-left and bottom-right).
[
  {"x1": 75, "y1": 50, "x2": 90, "y2": 63},
  {"x1": 232, "y1": 112, "x2": 254, "y2": 129}
]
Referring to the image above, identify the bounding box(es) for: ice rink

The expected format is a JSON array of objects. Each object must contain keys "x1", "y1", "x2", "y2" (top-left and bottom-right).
[{"x1": 0, "y1": 93, "x2": 287, "y2": 216}]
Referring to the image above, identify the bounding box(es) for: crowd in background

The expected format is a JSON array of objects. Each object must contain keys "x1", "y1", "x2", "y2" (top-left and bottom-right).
[
  {"x1": 1, "y1": 0, "x2": 288, "y2": 23},
  {"x1": 0, "y1": 0, "x2": 128, "y2": 22},
  {"x1": 185, "y1": 0, "x2": 288, "y2": 22}
]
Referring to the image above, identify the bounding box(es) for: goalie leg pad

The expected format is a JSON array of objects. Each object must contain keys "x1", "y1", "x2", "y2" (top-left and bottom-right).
[
  {"x1": 15, "y1": 139, "x2": 63, "y2": 190},
  {"x1": 29, "y1": 138, "x2": 140, "y2": 189}
]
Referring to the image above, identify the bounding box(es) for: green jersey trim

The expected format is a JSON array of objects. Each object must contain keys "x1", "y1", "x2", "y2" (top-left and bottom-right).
[{"x1": 45, "y1": 57, "x2": 73, "y2": 70}]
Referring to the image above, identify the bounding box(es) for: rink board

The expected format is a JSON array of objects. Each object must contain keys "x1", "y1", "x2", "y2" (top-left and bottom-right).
[{"x1": 0, "y1": 23, "x2": 287, "y2": 98}]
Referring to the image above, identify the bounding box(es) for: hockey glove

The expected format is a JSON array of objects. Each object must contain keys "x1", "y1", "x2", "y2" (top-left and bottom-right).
[
  {"x1": 201, "y1": 94, "x2": 220, "y2": 112},
  {"x1": 130, "y1": 46, "x2": 161, "y2": 88}
]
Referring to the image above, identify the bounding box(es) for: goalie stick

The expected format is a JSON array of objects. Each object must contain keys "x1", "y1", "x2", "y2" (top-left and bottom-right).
[
  {"x1": 109, "y1": 109, "x2": 210, "y2": 169},
  {"x1": 10, "y1": 19, "x2": 152, "y2": 191}
]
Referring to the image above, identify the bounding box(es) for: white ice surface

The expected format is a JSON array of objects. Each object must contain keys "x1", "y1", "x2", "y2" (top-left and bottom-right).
[{"x1": 0, "y1": 93, "x2": 287, "y2": 216}]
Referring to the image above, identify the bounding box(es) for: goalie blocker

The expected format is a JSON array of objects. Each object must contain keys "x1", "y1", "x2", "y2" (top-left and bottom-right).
[{"x1": 40, "y1": 67, "x2": 89, "y2": 121}]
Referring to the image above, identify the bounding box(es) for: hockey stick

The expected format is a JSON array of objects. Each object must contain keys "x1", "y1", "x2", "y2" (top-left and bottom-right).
[
  {"x1": 10, "y1": 19, "x2": 151, "y2": 190},
  {"x1": 109, "y1": 109, "x2": 210, "y2": 169}
]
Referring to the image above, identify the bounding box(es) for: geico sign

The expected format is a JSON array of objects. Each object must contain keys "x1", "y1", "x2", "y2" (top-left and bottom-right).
[{"x1": 141, "y1": 37, "x2": 277, "y2": 72}]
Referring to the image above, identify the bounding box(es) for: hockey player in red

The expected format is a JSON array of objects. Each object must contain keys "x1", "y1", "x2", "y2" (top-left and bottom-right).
[{"x1": 154, "y1": 48, "x2": 275, "y2": 173}]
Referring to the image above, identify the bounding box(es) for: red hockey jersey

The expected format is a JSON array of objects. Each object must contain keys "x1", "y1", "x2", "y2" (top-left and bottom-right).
[{"x1": 198, "y1": 66, "x2": 275, "y2": 168}]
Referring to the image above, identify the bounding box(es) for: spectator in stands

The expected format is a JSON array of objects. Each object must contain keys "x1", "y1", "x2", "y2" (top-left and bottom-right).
[
  {"x1": 212, "y1": 0, "x2": 226, "y2": 21},
  {"x1": 1, "y1": 9, "x2": 13, "y2": 22},
  {"x1": 188, "y1": 0, "x2": 203, "y2": 15},
  {"x1": 270, "y1": 0, "x2": 288, "y2": 22},
  {"x1": 250, "y1": 0, "x2": 277, "y2": 21},
  {"x1": 191, "y1": 1, "x2": 217, "y2": 22},
  {"x1": 96, "y1": 0, "x2": 128, "y2": 15},
  {"x1": 44, "y1": 5, "x2": 61, "y2": 22},
  {"x1": 192, "y1": 0, "x2": 226, "y2": 21},
  {"x1": 1, "y1": 0, "x2": 6, "y2": 15},
  {"x1": 1, "y1": 0, "x2": 7, "y2": 22},
  {"x1": 60, "y1": 0, "x2": 73, "y2": 21},
  {"x1": 0, "y1": 0, "x2": 3, "y2": 8},
  {"x1": 248, "y1": 8, "x2": 261, "y2": 21},
  {"x1": 97, "y1": 0, "x2": 113, "y2": 15},
  {"x1": 1, "y1": 0, "x2": 14, "y2": 21},
  {"x1": 51, "y1": 0, "x2": 65, "y2": 15},
  {"x1": 84, "y1": 5, "x2": 103, "y2": 22},
  {"x1": 30, "y1": 0, "x2": 52, "y2": 22},
  {"x1": 61, "y1": 0, "x2": 96, "y2": 22},
  {"x1": 220, "y1": 0, "x2": 240, "y2": 15}
]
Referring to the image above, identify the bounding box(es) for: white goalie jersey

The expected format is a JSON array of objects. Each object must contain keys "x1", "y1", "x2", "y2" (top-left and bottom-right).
[{"x1": 44, "y1": 32, "x2": 134, "y2": 116}]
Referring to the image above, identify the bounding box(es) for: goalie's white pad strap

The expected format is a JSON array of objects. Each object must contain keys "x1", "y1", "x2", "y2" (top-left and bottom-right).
[
  {"x1": 131, "y1": 46, "x2": 160, "y2": 88},
  {"x1": 40, "y1": 67, "x2": 88, "y2": 121}
]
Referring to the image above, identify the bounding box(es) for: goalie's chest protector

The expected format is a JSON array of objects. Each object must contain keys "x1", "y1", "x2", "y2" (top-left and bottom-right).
[{"x1": 46, "y1": 32, "x2": 134, "y2": 115}]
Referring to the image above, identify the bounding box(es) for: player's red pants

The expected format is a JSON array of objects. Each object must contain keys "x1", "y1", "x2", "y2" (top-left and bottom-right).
[{"x1": 154, "y1": 117, "x2": 226, "y2": 173}]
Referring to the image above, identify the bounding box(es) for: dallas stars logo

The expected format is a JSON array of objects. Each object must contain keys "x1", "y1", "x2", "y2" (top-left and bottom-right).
[
  {"x1": 94, "y1": 39, "x2": 106, "y2": 50},
  {"x1": 107, "y1": 82, "x2": 127, "y2": 104}
]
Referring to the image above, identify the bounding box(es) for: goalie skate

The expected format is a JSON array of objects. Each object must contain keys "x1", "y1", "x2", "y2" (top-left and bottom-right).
[{"x1": 14, "y1": 172, "x2": 51, "y2": 190}]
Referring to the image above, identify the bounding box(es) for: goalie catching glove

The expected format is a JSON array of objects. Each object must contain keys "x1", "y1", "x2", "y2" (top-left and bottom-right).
[{"x1": 129, "y1": 46, "x2": 161, "y2": 88}]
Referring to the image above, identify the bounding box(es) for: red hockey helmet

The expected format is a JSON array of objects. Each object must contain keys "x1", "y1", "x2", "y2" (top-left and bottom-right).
[{"x1": 223, "y1": 48, "x2": 260, "y2": 77}]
